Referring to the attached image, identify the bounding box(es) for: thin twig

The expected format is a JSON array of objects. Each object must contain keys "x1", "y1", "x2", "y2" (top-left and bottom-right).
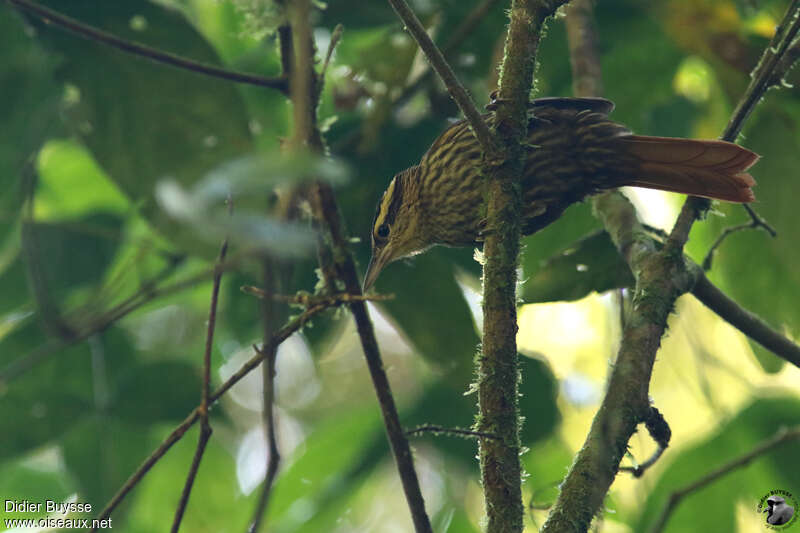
[
  {"x1": 248, "y1": 259, "x2": 282, "y2": 533},
  {"x1": 0, "y1": 256, "x2": 222, "y2": 385},
  {"x1": 321, "y1": 24, "x2": 343, "y2": 79},
  {"x1": 91, "y1": 408, "x2": 201, "y2": 532},
  {"x1": 702, "y1": 219, "x2": 773, "y2": 270},
  {"x1": 6, "y1": 0, "x2": 289, "y2": 94},
  {"x1": 384, "y1": 0, "x2": 496, "y2": 155},
  {"x1": 90, "y1": 300, "x2": 338, "y2": 530},
  {"x1": 170, "y1": 200, "x2": 230, "y2": 533},
  {"x1": 392, "y1": 0, "x2": 504, "y2": 108},
  {"x1": 406, "y1": 425, "x2": 501, "y2": 440},
  {"x1": 667, "y1": 0, "x2": 800, "y2": 251},
  {"x1": 650, "y1": 426, "x2": 800, "y2": 533},
  {"x1": 170, "y1": 422, "x2": 212, "y2": 533}
]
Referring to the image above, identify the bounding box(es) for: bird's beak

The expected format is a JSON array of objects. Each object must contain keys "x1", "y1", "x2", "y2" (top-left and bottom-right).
[{"x1": 363, "y1": 246, "x2": 391, "y2": 292}]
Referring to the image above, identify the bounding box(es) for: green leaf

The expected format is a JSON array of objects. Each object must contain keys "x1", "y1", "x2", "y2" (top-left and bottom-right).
[
  {"x1": 0, "y1": 461, "x2": 73, "y2": 520},
  {"x1": 635, "y1": 396, "x2": 800, "y2": 532},
  {"x1": 21, "y1": 212, "x2": 124, "y2": 296},
  {"x1": 521, "y1": 202, "x2": 602, "y2": 287},
  {"x1": 597, "y1": 1, "x2": 690, "y2": 136},
  {"x1": 687, "y1": 99, "x2": 800, "y2": 370},
  {"x1": 29, "y1": 0, "x2": 254, "y2": 250},
  {"x1": 0, "y1": 252, "x2": 32, "y2": 318},
  {"x1": 0, "y1": 325, "x2": 138, "y2": 460},
  {"x1": 61, "y1": 417, "x2": 155, "y2": 514},
  {"x1": 405, "y1": 355, "x2": 559, "y2": 471},
  {"x1": 370, "y1": 248, "x2": 480, "y2": 380},
  {"x1": 35, "y1": 139, "x2": 130, "y2": 218},
  {"x1": 124, "y1": 426, "x2": 251, "y2": 533},
  {"x1": 0, "y1": 385, "x2": 90, "y2": 463},
  {"x1": 522, "y1": 230, "x2": 634, "y2": 303},
  {"x1": 0, "y1": 11, "x2": 61, "y2": 242},
  {"x1": 110, "y1": 361, "x2": 202, "y2": 424},
  {"x1": 267, "y1": 407, "x2": 382, "y2": 528}
]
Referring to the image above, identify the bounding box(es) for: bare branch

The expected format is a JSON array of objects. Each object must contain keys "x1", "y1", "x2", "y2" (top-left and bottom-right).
[
  {"x1": 287, "y1": 0, "x2": 433, "y2": 530},
  {"x1": 702, "y1": 220, "x2": 772, "y2": 271},
  {"x1": 667, "y1": 0, "x2": 800, "y2": 251},
  {"x1": 384, "y1": 0, "x2": 496, "y2": 154},
  {"x1": 393, "y1": 0, "x2": 505, "y2": 108},
  {"x1": 90, "y1": 300, "x2": 339, "y2": 529},
  {"x1": 170, "y1": 200, "x2": 230, "y2": 533},
  {"x1": 248, "y1": 260, "x2": 283, "y2": 533},
  {"x1": 692, "y1": 274, "x2": 800, "y2": 368},
  {"x1": 6, "y1": 0, "x2": 289, "y2": 94}
]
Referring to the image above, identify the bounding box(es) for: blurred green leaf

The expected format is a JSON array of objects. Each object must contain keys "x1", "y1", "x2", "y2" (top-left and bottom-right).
[
  {"x1": 522, "y1": 230, "x2": 634, "y2": 303},
  {"x1": 441, "y1": 507, "x2": 480, "y2": 533},
  {"x1": 268, "y1": 407, "x2": 382, "y2": 528},
  {"x1": 0, "y1": 11, "x2": 61, "y2": 243},
  {"x1": 110, "y1": 361, "x2": 201, "y2": 424},
  {"x1": 597, "y1": 1, "x2": 690, "y2": 136},
  {"x1": 0, "y1": 253, "x2": 31, "y2": 318},
  {"x1": 35, "y1": 139, "x2": 130, "y2": 218},
  {"x1": 521, "y1": 202, "x2": 602, "y2": 286},
  {"x1": 188, "y1": 152, "x2": 348, "y2": 206},
  {"x1": 21, "y1": 212, "x2": 124, "y2": 296},
  {"x1": 688, "y1": 99, "x2": 800, "y2": 371},
  {"x1": 0, "y1": 461, "x2": 73, "y2": 520},
  {"x1": 371, "y1": 249, "x2": 479, "y2": 380},
  {"x1": 0, "y1": 325, "x2": 139, "y2": 460},
  {"x1": 0, "y1": 386, "x2": 90, "y2": 463},
  {"x1": 157, "y1": 179, "x2": 316, "y2": 256},
  {"x1": 125, "y1": 427, "x2": 251, "y2": 533},
  {"x1": 635, "y1": 396, "x2": 800, "y2": 532},
  {"x1": 28, "y1": 0, "x2": 254, "y2": 252},
  {"x1": 61, "y1": 416, "x2": 155, "y2": 514}
]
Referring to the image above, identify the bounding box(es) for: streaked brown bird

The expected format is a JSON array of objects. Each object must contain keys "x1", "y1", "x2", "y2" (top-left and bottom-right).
[{"x1": 363, "y1": 97, "x2": 758, "y2": 290}]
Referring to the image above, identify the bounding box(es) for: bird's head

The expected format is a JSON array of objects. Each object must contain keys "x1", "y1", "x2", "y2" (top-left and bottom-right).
[{"x1": 363, "y1": 166, "x2": 429, "y2": 291}]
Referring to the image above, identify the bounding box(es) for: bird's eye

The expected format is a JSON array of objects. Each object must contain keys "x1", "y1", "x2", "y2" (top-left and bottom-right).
[{"x1": 376, "y1": 224, "x2": 390, "y2": 239}]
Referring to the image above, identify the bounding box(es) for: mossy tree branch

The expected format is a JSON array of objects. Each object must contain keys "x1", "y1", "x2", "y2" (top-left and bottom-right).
[
  {"x1": 542, "y1": 2, "x2": 800, "y2": 531},
  {"x1": 386, "y1": 0, "x2": 566, "y2": 530},
  {"x1": 479, "y1": 2, "x2": 568, "y2": 531}
]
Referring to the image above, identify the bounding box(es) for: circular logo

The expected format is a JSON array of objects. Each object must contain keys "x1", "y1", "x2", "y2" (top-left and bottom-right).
[{"x1": 758, "y1": 490, "x2": 798, "y2": 530}]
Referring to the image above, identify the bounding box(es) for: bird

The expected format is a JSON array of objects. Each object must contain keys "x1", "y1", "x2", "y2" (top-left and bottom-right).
[
  {"x1": 765, "y1": 495, "x2": 795, "y2": 525},
  {"x1": 363, "y1": 97, "x2": 759, "y2": 290}
]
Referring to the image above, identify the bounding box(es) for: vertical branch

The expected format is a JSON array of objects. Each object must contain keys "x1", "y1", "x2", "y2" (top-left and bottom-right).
[
  {"x1": 171, "y1": 206, "x2": 230, "y2": 532},
  {"x1": 284, "y1": 1, "x2": 433, "y2": 531},
  {"x1": 386, "y1": 0, "x2": 565, "y2": 530},
  {"x1": 247, "y1": 258, "x2": 286, "y2": 532},
  {"x1": 478, "y1": 1, "x2": 566, "y2": 531},
  {"x1": 564, "y1": 0, "x2": 603, "y2": 97}
]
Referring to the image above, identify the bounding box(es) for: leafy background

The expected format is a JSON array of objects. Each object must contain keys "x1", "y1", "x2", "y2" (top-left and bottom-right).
[{"x1": 0, "y1": 0, "x2": 799, "y2": 531}]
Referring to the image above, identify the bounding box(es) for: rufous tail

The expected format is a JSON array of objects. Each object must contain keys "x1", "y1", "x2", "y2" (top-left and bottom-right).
[{"x1": 614, "y1": 135, "x2": 758, "y2": 202}]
